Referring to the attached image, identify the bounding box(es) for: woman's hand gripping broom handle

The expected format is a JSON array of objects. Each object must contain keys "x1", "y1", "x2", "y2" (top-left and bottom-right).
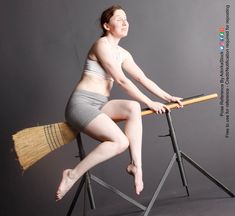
[{"x1": 115, "y1": 93, "x2": 218, "y2": 122}]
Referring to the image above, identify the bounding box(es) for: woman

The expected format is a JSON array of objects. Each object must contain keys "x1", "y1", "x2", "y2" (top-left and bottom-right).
[{"x1": 56, "y1": 5, "x2": 183, "y2": 201}]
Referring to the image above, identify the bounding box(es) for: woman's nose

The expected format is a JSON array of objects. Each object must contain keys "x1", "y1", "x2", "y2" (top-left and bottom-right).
[{"x1": 123, "y1": 20, "x2": 128, "y2": 26}]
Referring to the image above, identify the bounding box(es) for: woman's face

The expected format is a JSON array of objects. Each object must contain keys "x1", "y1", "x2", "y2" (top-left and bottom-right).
[{"x1": 106, "y1": 9, "x2": 129, "y2": 38}]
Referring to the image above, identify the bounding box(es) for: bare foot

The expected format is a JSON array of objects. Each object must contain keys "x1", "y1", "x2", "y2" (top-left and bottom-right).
[
  {"x1": 55, "y1": 169, "x2": 77, "y2": 201},
  {"x1": 126, "y1": 164, "x2": 144, "y2": 195}
]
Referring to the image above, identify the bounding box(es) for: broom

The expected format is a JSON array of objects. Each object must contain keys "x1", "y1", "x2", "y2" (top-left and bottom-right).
[
  {"x1": 13, "y1": 122, "x2": 77, "y2": 171},
  {"x1": 12, "y1": 93, "x2": 217, "y2": 171}
]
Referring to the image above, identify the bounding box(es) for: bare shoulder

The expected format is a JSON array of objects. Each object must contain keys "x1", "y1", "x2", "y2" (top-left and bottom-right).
[
  {"x1": 118, "y1": 46, "x2": 133, "y2": 61},
  {"x1": 93, "y1": 37, "x2": 110, "y2": 51},
  {"x1": 88, "y1": 37, "x2": 110, "y2": 59}
]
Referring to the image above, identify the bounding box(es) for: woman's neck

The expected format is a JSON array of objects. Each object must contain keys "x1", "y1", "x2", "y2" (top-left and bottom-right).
[{"x1": 105, "y1": 35, "x2": 120, "y2": 47}]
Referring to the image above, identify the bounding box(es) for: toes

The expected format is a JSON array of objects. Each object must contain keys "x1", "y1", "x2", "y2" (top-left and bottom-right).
[
  {"x1": 55, "y1": 169, "x2": 74, "y2": 201},
  {"x1": 126, "y1": 164, "x2": 144, "y2": 195},
  {"x1": 136, "y1": 182, "x2": 144, "y2": 195},
  {"x1": 55, "y1": 190, "x2": 62, "y2": 201}
]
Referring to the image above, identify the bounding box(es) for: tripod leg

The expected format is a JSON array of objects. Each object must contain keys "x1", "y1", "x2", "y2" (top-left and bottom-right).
[
  {"x1": 66, "y1": 175, "x2": 86, "y2": 216},
  {"x1": 166, "y1": 112, "x2": 189, "y2": 196},
  {"x1": 77, "y1": 133, "x2": 96, "y2": 208},
  {"x1": 143, "y1": 154, "x2": 176, "y2": 216},
  {"x1": 181, "y1": 152, "x2": 235, "y2": 197},
  {"x1": 180, "y1": 158, "x2": 190, "y2": 196},
  {"x1": 86, "y1": 172, "x2": 96, "y2": 209},
  {"x1": 66, "y1": 134, "x2": 97, "y2": 216},
  {"x1": 91, "y1": 174, "x2": 146, "y2": 211},
  {"x1": 83, "y1": 178, "x2": 87, "y2": 216}
]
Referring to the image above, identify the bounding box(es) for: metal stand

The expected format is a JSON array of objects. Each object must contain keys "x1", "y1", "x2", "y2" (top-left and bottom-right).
[
  {"x1": 66, "y1": 111, "x2": 234, "y2": 216},
  {"x1": 66, "y1": 133, "x2": 146, "y2": 216},
  {"x1": 141, "y1": 111, "x2": 234, "y2": 216}
]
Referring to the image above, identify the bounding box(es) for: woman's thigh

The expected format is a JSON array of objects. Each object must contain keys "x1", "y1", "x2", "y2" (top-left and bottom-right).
[
  {"x1": 100, "y1": 99, "x2": 141, "y2": 121},
  {"x1": 83, "y1": 113, "x2": 128, "y2": 144},
  {"x1": 83, "y1": 99, "x2": 140, "y2": 143}
]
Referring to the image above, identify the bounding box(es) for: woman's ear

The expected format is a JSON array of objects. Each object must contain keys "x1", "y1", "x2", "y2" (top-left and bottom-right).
[{"x1": 103, "y1": 23, "x2": 110, "y2": 31}]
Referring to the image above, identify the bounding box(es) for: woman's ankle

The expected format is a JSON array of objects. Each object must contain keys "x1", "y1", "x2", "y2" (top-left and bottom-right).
[{"x1": 65, "y1": 169, "x2": 76, "y2": 180}]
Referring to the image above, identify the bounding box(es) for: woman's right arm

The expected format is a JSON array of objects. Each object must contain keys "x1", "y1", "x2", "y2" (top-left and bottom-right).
[{"x1": 93, "y1": 39, "x2": 168, "y2": 113}]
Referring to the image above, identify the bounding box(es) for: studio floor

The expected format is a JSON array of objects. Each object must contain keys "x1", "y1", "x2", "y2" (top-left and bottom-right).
[
  {"x1": 79, "y1": 186, "x2": 235, "y2": 216},
  {"x1": 85, "y1": 196, "x2": 235, "y2": 216}
]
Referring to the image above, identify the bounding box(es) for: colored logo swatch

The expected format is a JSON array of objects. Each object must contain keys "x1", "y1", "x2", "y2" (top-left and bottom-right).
[{"x1": 219, "y1": 27, "x2": 225, "y2": 52}]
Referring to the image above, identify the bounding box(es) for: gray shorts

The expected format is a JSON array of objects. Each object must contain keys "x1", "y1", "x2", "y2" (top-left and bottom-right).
[{"x1": 65, "y1": 89, "x2": 109, "y2": 132}]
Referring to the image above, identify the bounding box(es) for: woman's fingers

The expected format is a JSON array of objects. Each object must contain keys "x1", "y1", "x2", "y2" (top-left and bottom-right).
[
  {"x1": 153, "y1": 103, "x2": 170, "y2": 114},
  {"x1": 177, "y1": 100, "x2": 184, "y2": 108},
  {"x1": 150, "y1": 96, "x2": 184, "y2": 114},
  {"x1": 164, "y1": 104, "x2": 170, "y2": 112},
  {"x1": 171, "y1": 96, "x2": 184, "y2": 108}
]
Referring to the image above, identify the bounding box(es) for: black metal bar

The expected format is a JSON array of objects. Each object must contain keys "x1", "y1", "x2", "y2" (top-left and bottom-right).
[
  {"x1": 83, "y1": 177, "x2": 87, "y2": 216},
  {"x1": 143, "y1": 154, "x2": 177, "y2": 216},
  {"x1": 77, "y1": 134, "x2": 96, "y2": 209},
  {"x1": 165, "y1": 112, "x2": 189, "y2": 195},
  {"x1": 86, "y1": 172, "x2": 96, "y2": 209},
  {"x1": 181, "y1": 158, "x2": 190, "y2": 196},
  {"x1": 181, "y1": 152, "x2": 235, "y2": 197},
  {"x1": 91, "y1": 174, "x2": 146, "y2": 211},
  {"x1": 77, "y1": 133, "x2": 85, "y2": 159},
  {"x1": 66, "y1": 175, "x2": 86, "y2": 216},
  {"x1": 66, "y1": 134, "x2": 96, "y2": 216}
]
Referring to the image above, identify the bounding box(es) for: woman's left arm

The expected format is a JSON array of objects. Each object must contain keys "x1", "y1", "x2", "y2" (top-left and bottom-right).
[{"x1": 122, "y1": 50, "x2": 183, "y2": 106}]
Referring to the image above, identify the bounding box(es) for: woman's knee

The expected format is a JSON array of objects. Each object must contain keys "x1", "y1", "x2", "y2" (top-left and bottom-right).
[
  {"x1": 84, "y1": 114, "x2": 129, "y2": 153},
  {"x1": 114, "y1": 135, "x2": 129, "y2": 154},
  {"x1": 126, "y1": 101, "x2": 141, "y2": 117}
]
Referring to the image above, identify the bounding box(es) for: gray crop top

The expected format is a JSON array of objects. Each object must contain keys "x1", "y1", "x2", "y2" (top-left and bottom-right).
[{"x1": 83, "y1": 48, "x2": 123, "y2": 81}]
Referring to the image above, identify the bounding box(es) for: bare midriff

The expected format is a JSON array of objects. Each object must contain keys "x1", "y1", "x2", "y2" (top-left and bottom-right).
[{"x1": 75, "y1": 73, "x2": 114, "y2": 97}]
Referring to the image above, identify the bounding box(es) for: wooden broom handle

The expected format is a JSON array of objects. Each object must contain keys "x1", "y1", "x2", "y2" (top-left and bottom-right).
[{"x1": 115, "y1": 93, "x2": 218, "y2": 122}]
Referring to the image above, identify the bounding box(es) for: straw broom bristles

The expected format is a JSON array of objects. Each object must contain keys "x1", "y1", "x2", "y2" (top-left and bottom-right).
[
  {"x1": 12, "y1": 93, "x2": 218, "y2": 171},
  {"x1": 13, "y1": 122, "x2": 77, "y2": 170}
]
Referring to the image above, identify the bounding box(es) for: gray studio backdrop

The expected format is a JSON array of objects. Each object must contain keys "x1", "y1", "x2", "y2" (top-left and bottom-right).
[{"x1": 1, "y1": 0, "x2": 234, "y2": 215}]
